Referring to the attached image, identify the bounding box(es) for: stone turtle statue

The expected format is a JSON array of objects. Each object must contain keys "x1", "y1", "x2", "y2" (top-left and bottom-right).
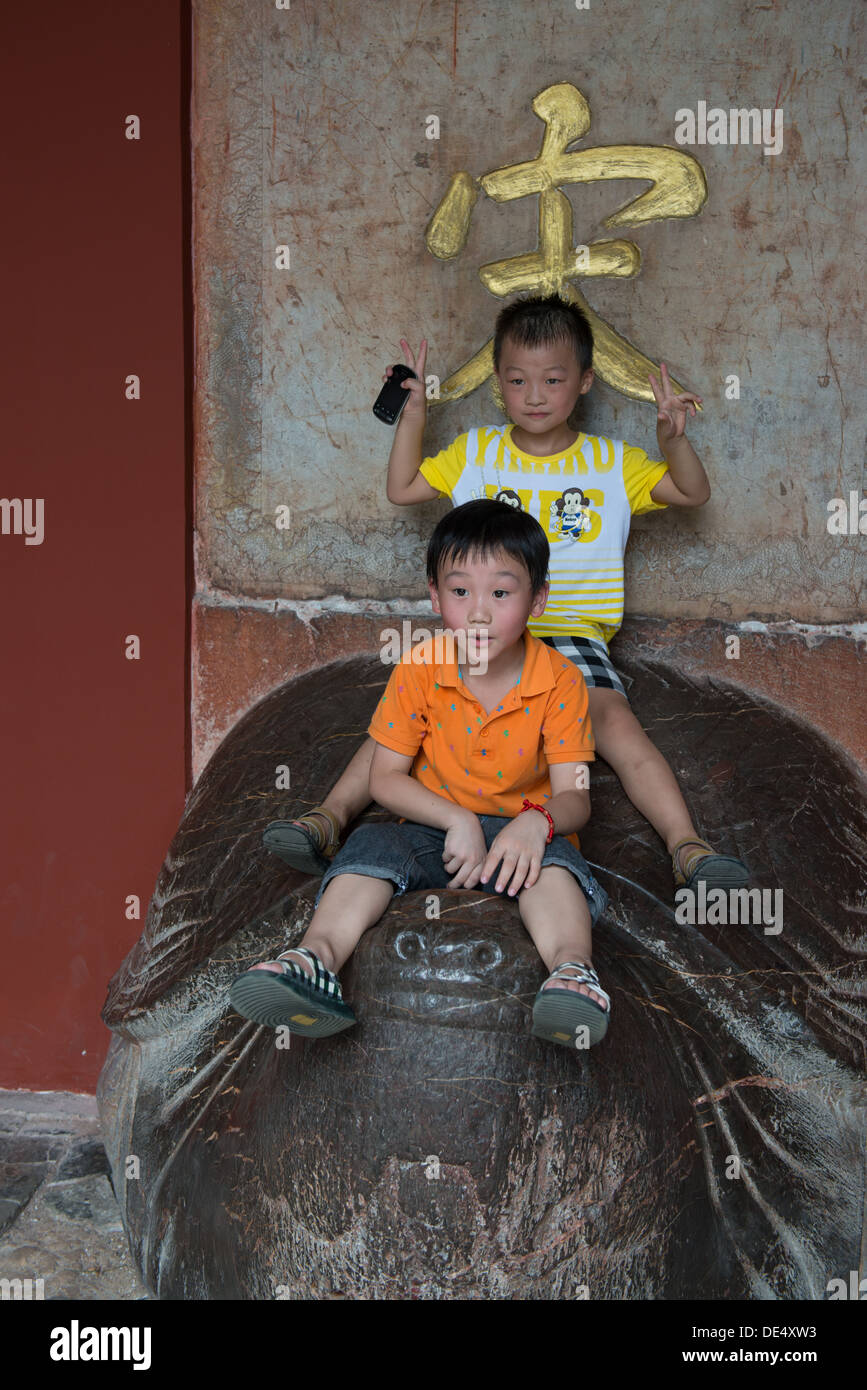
[{"x1": 98, "y1": 650, "x2": 866, "y2": 1299}]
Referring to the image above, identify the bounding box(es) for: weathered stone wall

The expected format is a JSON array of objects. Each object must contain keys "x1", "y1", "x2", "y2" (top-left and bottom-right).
[{"x1": 191, "y1": 0, "x2": 864, "y2": 773}]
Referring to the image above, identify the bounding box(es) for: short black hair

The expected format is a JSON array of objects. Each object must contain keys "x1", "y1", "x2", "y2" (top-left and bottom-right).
[
  {"x1": 427, "y1": 499, "x2": 549, "y2": 595},
  {"x1": 492, "y1": 293, "x2": 594, "y2": 375}
]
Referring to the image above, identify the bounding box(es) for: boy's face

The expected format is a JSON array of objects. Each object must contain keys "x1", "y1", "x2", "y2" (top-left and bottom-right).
[
  {"x1": 429, "y1": 548, "x2": 548, "y2": 670},
  {"x1": 496, "y1": 334, "x2": 593, "y2": 443}
]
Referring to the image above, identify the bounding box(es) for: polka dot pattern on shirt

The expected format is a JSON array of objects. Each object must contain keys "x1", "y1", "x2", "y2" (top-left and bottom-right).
[{"x1": 367, "y1": 633, "x2": 594, "y2": 829}]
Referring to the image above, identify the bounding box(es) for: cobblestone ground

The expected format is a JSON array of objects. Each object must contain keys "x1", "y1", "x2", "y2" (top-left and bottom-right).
[{"x1": 0, "y1": 1090, "x2": 150, "y2": 1301}]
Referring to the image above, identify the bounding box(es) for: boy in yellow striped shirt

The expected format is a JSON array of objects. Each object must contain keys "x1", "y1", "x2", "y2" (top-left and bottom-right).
[{"x1": 268, "y1": 293, "x2": 748, "y2": 898}]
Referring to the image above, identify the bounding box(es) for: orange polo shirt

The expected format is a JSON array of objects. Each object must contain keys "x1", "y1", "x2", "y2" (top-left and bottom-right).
[{"x1": 368, "y1": 630, "x2": 595, "y2": 848}]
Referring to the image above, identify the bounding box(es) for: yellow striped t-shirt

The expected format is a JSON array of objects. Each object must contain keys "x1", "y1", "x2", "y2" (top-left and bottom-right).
[{"x1": 419, "y1": 425, "x2": 669, "y2": 648}]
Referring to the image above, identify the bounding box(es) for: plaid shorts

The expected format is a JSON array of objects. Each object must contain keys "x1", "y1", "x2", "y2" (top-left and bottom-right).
[{"x1": 539, "y1": 635, "x2": 630, "y2": 699}]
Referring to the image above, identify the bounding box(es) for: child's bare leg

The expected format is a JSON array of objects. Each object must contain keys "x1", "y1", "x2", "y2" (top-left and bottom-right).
[
  {"x1": 518, "y1": 866, "x2": 606, "y2": 1011},
  {"x1": 588, "y1": 687, "x2": 704, "y2": 873},
  {"x1": 251, "y1": 871, "x2": 394, "y2": 977},
  {"x1": 315, "y1": 738, "x2": 376, "y2": 830}
]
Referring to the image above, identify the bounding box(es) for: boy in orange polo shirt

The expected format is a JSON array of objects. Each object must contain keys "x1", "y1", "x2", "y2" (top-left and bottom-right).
[
  {"x1": 230, "y1": 499, "x2": 611, "y2": 1048},
  {"x1": 265, "y1": 294, "x2": 749, "y2": 899}
]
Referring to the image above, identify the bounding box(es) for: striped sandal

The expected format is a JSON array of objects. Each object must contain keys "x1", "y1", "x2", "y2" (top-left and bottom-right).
[
  {"x1": 262, "y1": 807, "x2": 342, "y2": 876},
  {"x1": 671, "y1": 836, "x2": 749, "y2": 892},
  {"x1": 531, "y1": 960, "x2": 610, "y2": 1048},
  {"x1": 229, "y1": 946, "x2": 356, "y2": 1037}
]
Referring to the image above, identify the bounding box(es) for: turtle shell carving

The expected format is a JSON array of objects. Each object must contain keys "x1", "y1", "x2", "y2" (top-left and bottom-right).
[{"x1": 98, "y1": 652, "x2": 866, "y2": 1300}]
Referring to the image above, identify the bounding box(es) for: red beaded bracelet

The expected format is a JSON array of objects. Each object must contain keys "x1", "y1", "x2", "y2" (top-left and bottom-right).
[{"x1": 520, "y1": 799, "x2": 555, "y2": 843}]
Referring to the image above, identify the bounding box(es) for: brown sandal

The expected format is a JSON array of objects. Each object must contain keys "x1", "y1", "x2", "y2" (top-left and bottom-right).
[
  {"x1": 671, "y1": 836, "x2": 749, "y2": 891},
  {"x1": 262, "y1": 807, "x2": 342, "y2": 876}
]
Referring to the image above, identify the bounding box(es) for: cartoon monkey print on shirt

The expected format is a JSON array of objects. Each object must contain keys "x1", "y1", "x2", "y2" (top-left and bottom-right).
[
  {"x1": 495, "y1": 488, "x2": 523, "y2": 510},
  {"x1": 550, "y1": 487, "x2": 593, "y2": 541}
]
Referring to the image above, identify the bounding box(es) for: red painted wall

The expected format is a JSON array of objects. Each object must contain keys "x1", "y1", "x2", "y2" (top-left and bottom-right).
[{"x1": 0, "y1": 1, "x2": 190, "y2": 1091}]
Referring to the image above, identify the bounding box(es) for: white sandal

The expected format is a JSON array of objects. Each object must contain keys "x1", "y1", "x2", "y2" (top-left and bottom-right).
[
  {"x1": 531, "y1": 960, "x2": 610, "y2": 1047},
  {"x1": 229, "y1": 946, "x2": 356, "y2": 1036}
]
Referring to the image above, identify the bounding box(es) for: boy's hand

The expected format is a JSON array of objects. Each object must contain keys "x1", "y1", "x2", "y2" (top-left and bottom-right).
[
  {"x1": 479, "y1": 811, "x2": 549, "y2": 897},
  {"x1": 383, "y1": 338, "x2": 428, "y2": 423},
  {"x1": 442, "y1": 810, "x2": 487, "y2": 888},
  {"x1": 649, "y1": 362, "x2": 702, "y2": 444}
]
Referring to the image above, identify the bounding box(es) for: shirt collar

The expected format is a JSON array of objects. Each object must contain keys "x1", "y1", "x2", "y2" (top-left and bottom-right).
[
  {"x1": 505, "y1": 424, "x2": 588, "y2": 462},
  {"x1": 430, "y1": 631, "x2": 557, "y2": 696}
]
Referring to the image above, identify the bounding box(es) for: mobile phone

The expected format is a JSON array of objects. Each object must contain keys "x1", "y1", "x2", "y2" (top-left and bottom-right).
[{"x1": 373, "y1": 364, "x2": 418, "y2": 424}]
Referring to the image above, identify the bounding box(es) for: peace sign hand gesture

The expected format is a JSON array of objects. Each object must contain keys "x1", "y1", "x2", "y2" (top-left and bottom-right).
[{"x1": 648, "y1": 362, "x2": 702, "y2": 444}]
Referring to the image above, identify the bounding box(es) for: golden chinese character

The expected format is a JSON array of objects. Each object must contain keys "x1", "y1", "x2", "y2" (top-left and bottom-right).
[{"x1": 425, "y1": 83, "x2": 707, "y2": 404}]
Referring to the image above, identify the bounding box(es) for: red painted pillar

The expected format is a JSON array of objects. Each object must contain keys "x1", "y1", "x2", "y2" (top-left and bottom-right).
[{"x1": 0, "y1": 0, "x2": 190, "y2": 1090}]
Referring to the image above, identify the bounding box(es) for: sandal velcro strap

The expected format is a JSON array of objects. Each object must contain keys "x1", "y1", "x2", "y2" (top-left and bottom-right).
[
  {"x1": 275, "y1": 947, "x2": 345, "y2": 1002},
  {"x1": 295, "y1": 809, "x2": 341, "y2": 857},
  {"x1": 671, "y1": 836, "x2": 715, "y2": 887},
  {"x1": 543, "y1": 960, "x2": 610, "y2": 1012},
  {"x1": 229, "y1": 946, "x2": 356, "y2": 1035},
  {"x1": 531, "y1": 958, "x2": 610, "y2": 1048}
]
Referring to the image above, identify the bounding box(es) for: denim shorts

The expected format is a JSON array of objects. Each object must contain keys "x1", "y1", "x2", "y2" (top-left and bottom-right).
[{"x1": 316, "y1": 816, "x2": 607, "y2": 927}]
